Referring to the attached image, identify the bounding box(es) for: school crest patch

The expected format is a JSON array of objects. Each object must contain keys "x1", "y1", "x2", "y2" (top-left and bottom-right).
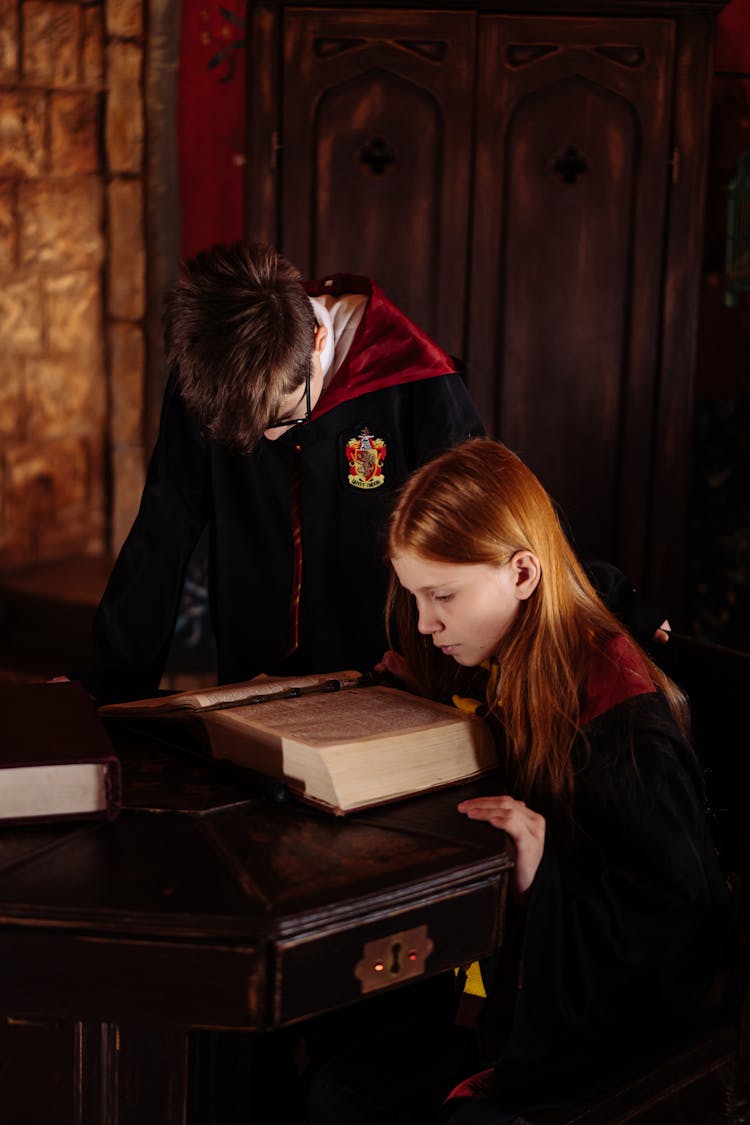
[{"x1": 346, "y1": 427, "x2": 386, "y2": 489}]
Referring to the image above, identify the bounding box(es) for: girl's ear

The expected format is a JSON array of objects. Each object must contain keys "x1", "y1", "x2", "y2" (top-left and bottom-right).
[{"x1": 511, "y1": 550, "x2": 541, "y2": 601}]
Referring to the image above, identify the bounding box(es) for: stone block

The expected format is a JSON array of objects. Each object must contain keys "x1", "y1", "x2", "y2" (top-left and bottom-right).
[
  {"x1": 23, "y1": 2, "x2": 80, "y2": 88},
  {"x1": 50, "y1": 92, "x2": 101, "y2": 175},
  {"x1": 5, "y1": 437, "x2": 91, "y2": 554},
  {"x1": 25, "y1": 355, "x2": 106, "y2": 439},
  {"x1": 0, "y1": 273, "x2": 44, "y2": 351},
  {"x1": 0, "y1": 355, "x2": 25, "y2": 440},
  {"x1": 86, "y1": 434, "x2": 106, "y2": 514},
  {"x1": 0, "y1": 535, "x2": 36, "y2": 572},
  {"x1": 20, "y1": 179, "x2": 104, "y2": 270},
  {"x1": 106, "y1": 40, "x2": 143, "y2": 174},
  {"x1": 0, "y1": 91, "x2": 46, "y2": 178},
  {"x1": 0, "y1": 434, "x2": 106, "y2": 562},
  {"x1": 106, "y1": 0, "x2": 142, "y2": 40},
  {"x1": 82, "y1": 4, "x2": 104, "y2": 87},
  {"x1": 111, "y1": 442, "x2": 144, "y2": 554},
  {"x1": 44, "y1": 269, "x2": 103, "y2": 354},
  {"x1": 107, "y1": 178, "x2": 145, "y2": 319},
  {"x1": 110, "y1": 320, "x2": 144, "y2": 445},
  {"x1": 0, "y1": 181, "x2": 16, "y2": 265},
  {"x1": 0, "y1": 0, "x2": 18, "y2": 83},
  {"x1": 36, "y1": 504, "x2": 106, "y2": 558},
  {"x1": 2, "y1": 432, "x2": 106, "y2": 563}
]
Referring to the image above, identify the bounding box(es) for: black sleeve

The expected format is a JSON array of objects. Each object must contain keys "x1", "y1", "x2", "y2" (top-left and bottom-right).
[
  {"x1": 501, "y1": 699, "x2": 728, "y2": 1085},
  {"x1": 583, "y1": 558, "x2": 666, "y2": 648},
  {"x1": 77, "y1": 377, "x2": 211, "y2": 703},
  {"x1": 409, "y1": 370, "x2": 486, "y2": 464},
  {"x1": 552, "y1": 497, "x2": 666, "y2": 646}
]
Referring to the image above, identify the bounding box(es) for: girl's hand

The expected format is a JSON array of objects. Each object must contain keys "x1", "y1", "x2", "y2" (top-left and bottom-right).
[{"x1": 457, "y1": 796, "x2": 546, "y2": 897}]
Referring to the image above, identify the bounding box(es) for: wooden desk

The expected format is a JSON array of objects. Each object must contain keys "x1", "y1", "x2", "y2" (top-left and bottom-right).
[{"x1": 0, "y1": 725, "x2": 511, "y2": 1125}]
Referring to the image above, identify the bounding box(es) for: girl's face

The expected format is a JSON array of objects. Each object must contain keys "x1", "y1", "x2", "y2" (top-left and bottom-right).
[{"x1": 391, "y1": 551, "x2": 537, "y2": 667}]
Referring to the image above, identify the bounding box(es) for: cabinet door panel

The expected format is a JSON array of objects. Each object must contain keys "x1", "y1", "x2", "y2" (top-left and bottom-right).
[
  {"x1": 281, "y1": 9, "x2": 475, "y2": 357},
  {"x1": 0, "y1": 1018, "x2": 78, "y2": 1124},
  {"x1": 471, "y1": 17, "x2": 675, "y2": 581}
]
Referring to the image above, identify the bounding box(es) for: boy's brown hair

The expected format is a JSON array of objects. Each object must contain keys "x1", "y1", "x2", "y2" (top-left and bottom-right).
[{"x1": 163, "y1": 241, "x2": 316, "y2": 452}]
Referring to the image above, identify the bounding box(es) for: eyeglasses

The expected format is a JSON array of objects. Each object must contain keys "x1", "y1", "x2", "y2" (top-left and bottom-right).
[{"x1": 265, "y1": 368, "x2": 312, "y2": 431}]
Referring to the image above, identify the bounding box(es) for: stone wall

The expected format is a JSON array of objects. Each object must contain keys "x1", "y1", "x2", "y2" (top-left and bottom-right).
[{"x1": 0, "y1": 0, "x2": 147, "y2": 571}]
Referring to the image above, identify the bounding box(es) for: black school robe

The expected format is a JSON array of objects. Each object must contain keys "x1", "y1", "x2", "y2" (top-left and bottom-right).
[
  {"x1": 446, "y1": 637, "x2": 729, "y2": 1123},
  {"x1": 81, "y1": 277, "x2": 484, "y2": 703}
]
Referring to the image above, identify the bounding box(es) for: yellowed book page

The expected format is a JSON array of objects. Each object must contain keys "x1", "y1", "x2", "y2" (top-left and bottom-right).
[{"x1": 213, "y1": 686, "x2": 467, "y2": 744}]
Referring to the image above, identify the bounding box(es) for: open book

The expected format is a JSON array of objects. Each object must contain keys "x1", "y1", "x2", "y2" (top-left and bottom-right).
[{"x1": 99, "y1": 671, "x2": 498, "y2": 815}]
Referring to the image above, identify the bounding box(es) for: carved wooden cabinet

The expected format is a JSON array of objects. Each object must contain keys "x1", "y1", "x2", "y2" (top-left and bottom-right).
[{"x1": 247, "y1": 0, "x2": 725, "y2": 613}]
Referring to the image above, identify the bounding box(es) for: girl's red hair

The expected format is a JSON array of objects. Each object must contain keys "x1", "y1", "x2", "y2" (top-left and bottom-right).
[{"x1": 386, "y1": 439, "x2": 686, "y2": 807}]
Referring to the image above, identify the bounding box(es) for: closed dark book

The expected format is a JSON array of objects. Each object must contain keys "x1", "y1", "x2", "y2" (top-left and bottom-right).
[{"x1": 0, "y1": 681, "x2": 121, "y2": 825}]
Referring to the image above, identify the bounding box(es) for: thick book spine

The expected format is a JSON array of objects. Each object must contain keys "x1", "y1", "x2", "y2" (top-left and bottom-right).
[{"x1": 102, "y1": 756, "x2": 123, "y2": 820}]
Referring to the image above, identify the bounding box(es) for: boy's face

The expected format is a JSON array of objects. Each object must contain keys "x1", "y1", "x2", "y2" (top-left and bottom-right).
[{"x1": 263, "y1": 325, "x2": 328, "y2": 441}]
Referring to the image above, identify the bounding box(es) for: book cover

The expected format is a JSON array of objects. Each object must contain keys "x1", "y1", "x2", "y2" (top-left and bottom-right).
[{"x1": 0, "y1": 680, "x2": 121, "y2": 825}]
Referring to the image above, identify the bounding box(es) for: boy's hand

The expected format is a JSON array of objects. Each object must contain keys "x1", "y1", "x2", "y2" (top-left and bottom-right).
[
  {"x1": 374, "y1": 650, "x2": 423, "y2": 695},
  {"x1": 654, "y1": 619, "x2": 671, "y2": 644}
]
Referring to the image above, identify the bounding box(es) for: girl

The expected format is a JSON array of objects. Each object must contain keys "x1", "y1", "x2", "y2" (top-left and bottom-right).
[{"x1": 381, "y1": 438, "x2": 728, "y2": 1123}]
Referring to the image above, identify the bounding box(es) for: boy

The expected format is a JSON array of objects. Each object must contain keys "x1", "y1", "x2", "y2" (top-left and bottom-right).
[{"x1": 81, "y1": 241, "x2": 484, "y2": 702}]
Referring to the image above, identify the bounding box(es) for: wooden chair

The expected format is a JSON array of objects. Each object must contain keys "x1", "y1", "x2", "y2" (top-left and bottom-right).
[{"x1": 516, "y1": 633, "x2": 750, "y2": 1125}]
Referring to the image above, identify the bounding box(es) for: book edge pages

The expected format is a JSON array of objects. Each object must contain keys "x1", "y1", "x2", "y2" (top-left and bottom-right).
[
  {"x1": 304, "y1": 764, "x2": 501, "y2": 816},
  {"x1": 318, "y1": 718, "x2": 497, "y2": 810},
  {"x1": 0, "y1": 761, "x2": 112, "y2": 820},
  {"x1": 204, "y1": 716, "x2": 339, "y2": 809}
]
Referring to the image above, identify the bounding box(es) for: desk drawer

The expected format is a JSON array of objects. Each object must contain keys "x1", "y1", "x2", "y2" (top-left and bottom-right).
[
  {"x1": 274, "y1": 877, "x2": 505, "y2": 1026},
  {"x1": 0, "y1": 930, "x2": 264, "y2": 1028}
]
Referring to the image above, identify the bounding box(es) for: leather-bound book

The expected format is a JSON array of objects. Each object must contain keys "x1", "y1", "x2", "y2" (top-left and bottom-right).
[{"x1": 1, "y1": 680, "x2": 121, "y2": 824}]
